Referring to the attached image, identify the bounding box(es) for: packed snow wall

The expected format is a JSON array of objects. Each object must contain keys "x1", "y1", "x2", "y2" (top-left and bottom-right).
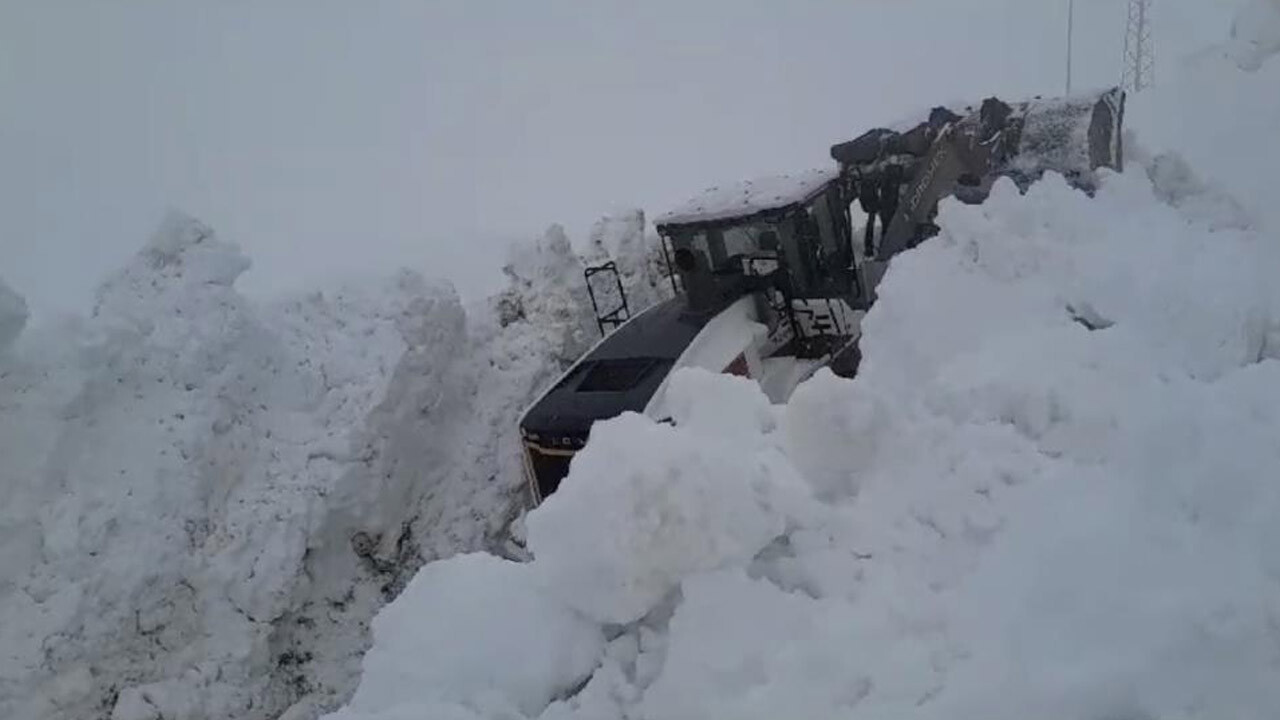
[{"x1": 0, "y1": 210, "x2": 662, "y2": 720}]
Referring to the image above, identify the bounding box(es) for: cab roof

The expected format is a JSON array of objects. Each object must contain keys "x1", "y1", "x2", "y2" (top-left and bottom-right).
[{"x1": 655, "y1": 167, "x2": 840, "y2": 231}]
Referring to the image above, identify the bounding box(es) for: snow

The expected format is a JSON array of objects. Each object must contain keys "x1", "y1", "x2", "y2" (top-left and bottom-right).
[
  {"x1": 1228, "y1": 0, "x2": 1280, "y2": 70},
  {"x1": 880, "y1": 100, "x2": 974, "y2": 133},
  {"x1": 324, "y1": 9, "x2": 1280, "y2": 715},
  {"x1": 0, "y1": 211, "x2": 459, "y2": 720},
  {"x1": 583, "y1": 210, "x2": 674, "y2": 315},
  {"x1": 655, "y1": 167, "x2": 839, "y2": 227},
  {"x1": 5, "y1": 4, "x2": 1278, "y2": 719},
  {"x1": 1131, "y1": 0, "x2": 1280, "y2": 237},
  {"x1": 0, "y1": 211, "x2": 627, "y2": 719},
  {"x1": 526, "y1": 371, "x2": 812, "y2": 626},
  {"x1": 324, "y1": 553, "x2": 604, "y2": 720}
]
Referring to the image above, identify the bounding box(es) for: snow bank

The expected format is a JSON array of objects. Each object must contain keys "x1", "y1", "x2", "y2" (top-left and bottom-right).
[
  {"x1": 0, "y1": 213, "x2": 610, "y2": 720},
  {"x1": 326, "y1": 30, "x2": 1280, "y2": 714},
  {"x1": 855, "y1": 173, "x2": 1280, "y2": 719},
  {"x1": 527, "y1": 370, "x2": 812, "y2": 625},
  {"x1": 583, "y1": 210, "x2": 674, "y2": 318},
  {"x1": 326, "y1": 554, "x2": 604, "y2": 720},
  {"x1": 493, "y1": 224, "x2": 596, "y2": 367},
  {"x1": 0, "y1": 212, "x2": 451, "y2": 720},
  {"x1": 1130, "y1": 0, "x2": 1280, "y2": 237}
]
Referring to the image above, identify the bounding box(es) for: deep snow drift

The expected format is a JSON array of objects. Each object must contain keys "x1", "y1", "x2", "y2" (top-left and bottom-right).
[
  {"x1": 0, "y1": 208, "x2": 664, "y2": 720},
  {"x1": 323, "y1": 11, "x2": 1280, "y2": 720},
  {"x1": 1131, "y1": 0, "x2": 1280, "y2": 237}
]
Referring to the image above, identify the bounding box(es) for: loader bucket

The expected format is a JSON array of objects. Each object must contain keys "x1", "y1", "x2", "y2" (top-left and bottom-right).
[
  {"x1": 832, "y1": 86, "x2": 1126, "y2": 276},
  {"x1": 1003, "y1": 87, "x2": 1126, "y2": 191},
  {"x1": 831, "y1": 87, "x2": 1126, "y2": 196}
]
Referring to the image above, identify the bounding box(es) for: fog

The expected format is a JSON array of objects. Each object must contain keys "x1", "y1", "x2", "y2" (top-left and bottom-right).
[{"x1": 0, "y1": 0, "x2": 1236, "y2": 318}]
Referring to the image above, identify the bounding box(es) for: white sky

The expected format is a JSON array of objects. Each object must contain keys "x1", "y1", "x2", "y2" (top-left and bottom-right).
[{"x1": 0, "y1": 0, "x2": 1239, "y2": 318}]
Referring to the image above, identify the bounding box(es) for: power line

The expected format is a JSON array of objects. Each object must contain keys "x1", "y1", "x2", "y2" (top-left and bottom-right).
[{"x1": 1122, "y1": 0, "x2": 1155, "y2": 92}]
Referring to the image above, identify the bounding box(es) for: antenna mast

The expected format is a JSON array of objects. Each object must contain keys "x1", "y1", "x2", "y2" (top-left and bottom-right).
[
  {"x1": 1066, "y1": 0, "x2": 1075, "y2": 94},
  {"x1": 1122, "y1": 0, "x2": 1155, "y2": 92}
]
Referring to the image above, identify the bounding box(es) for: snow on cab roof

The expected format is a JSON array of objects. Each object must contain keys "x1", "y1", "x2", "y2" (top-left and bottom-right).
[{"x1": 656, "y1": 167, "x2": 840, "y2": 228}]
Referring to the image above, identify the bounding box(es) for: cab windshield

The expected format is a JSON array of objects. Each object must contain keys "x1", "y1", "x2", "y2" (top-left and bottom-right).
[
  {"x1": 676, "y1": 222, "x2": 778, "y2": 274},
  {"x1": 662, "y1": 184, "x2": 855, "y2": 298}
]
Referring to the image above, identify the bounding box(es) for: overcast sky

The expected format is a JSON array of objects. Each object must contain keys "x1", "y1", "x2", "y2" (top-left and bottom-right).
[{"x1": 0, "y1": 0, "x2": 1239, "y2": 318}]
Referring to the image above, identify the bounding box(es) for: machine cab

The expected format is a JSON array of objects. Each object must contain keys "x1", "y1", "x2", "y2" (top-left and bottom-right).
[
  {"x1": 657, "y1": 168, "x2": 863, "y2": 320},
  {"x1": 517, "y1": 167, "x2": 867, "y2": 507}
]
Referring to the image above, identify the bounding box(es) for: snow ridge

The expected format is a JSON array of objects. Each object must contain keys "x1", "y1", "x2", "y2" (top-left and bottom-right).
[{"x1": 0, "y1": 213, "x2": 638, "y2": 719}]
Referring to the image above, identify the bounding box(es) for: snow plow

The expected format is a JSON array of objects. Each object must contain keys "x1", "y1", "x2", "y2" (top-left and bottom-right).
[{"x1": 518, "y1": 87, "x2": 1126, "y2": 505}]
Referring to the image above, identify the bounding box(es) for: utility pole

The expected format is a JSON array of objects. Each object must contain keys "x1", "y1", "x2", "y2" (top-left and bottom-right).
[
  {"x1": 1066, "y1": 0, "x2": 1075, "y2": 94},
  {"x1": 1123, "y1": 0, "x2": 1155, "y2": 93}
]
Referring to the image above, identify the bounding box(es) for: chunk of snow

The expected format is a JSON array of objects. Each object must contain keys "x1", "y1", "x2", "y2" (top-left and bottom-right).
[
  {"x1": 783, "y1": 368, "x2": 886, "y2": 500},
  {"x1": 323, "y1": 553, "x2": 604, "y2": 720},
  {"x1": 639, "y1": 568, "x2": 940, "y2": 720},
  {"x1": 526, "y1": 371, "x2": 813, "y2": 625},
  {"x1": 493, "y1": 224, "x2": 597, "y2": 365}
]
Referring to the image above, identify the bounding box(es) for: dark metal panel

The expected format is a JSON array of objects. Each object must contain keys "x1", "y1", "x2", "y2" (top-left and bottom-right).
[{"x1": 518, "y1": 295, "x2": 716, "y2": 438}]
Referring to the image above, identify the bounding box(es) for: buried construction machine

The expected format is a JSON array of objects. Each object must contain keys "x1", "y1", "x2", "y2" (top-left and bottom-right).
[{"x1": 518, "y1": 87, "x2": 1126, "y2": 505}]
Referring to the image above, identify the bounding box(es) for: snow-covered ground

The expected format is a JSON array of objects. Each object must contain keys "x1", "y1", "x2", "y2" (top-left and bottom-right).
[
  {"x1": 0, "y1": 207, "x2": 665, "y2": 720},
  {"x1": 320, "y1": 5, "x2": 1280, "y2": 720}
]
